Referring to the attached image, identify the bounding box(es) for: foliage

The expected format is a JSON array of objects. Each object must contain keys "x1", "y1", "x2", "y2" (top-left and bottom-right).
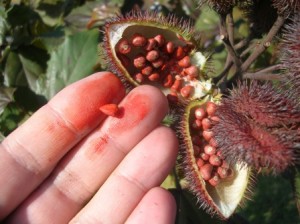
[{"x1": 0, "y1": 0, "x2": 299, "y2": 223}]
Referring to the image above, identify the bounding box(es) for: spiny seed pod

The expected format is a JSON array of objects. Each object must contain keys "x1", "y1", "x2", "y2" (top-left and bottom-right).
[
  {"x1": 103, "y1": 10, "x2": 211, "y2": 103},
  {"x1": 271, "y1": 0, "x2": 300, "y2": 16},
  {"x1": 198, "y1": 0, "x2": 239, "y2": 15},
  {"x1": 242, "y1": 0, "x2": 278, "y2": 38},
  {"x1": 211, "y1": 100, "x2": 299, "y2": 173},
  {"x1": 224, "y1": 81, "x2": 300, "y2": 127},
  {"x1": 179, "y1": 99, "x2": 251, "y2": 219},
  {"x1": 280, "y1": 13, "x2": 300, "y2": 98}
]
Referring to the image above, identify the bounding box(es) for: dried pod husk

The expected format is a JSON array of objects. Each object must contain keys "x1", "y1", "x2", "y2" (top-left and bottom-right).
[
  {"x1": 211, "y1": 81, "x2": 300, "y2": 173},
  {"x1": 280, "y1": 13, "x2": 300, "y2": 98},
  {"x1": 179, "y1": 99, "x2": 251, "y2": 219},
  {"x1": 103, "y1": 10, "x2": 212, "y2": 103}
]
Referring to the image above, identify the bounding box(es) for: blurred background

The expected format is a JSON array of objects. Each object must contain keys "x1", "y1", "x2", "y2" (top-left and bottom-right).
[{"x1": 0, "y1": 0, "x2": 299, "y2": 223}]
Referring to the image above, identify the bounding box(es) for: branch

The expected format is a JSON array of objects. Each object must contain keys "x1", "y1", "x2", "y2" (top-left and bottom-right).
[
  {"x1": 243, "y1": 64, "x2": 283, "y2": 80},
  {"x1": 240, "y1": 16, "x2": 285, "y2": 72}
]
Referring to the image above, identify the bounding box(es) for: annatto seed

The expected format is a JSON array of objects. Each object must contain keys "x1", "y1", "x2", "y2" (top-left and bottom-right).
[
  {"x1": 163, "y1": 74, "x2": 173, "y2": 87},
  {"x1": 192, "y1": 119, "x2": 202, "y2": 129},
  {"x1": 193, "y1": 144, "x2": 201, "y2": 156},
  {"x1": 208, "y1": 174, "x2": 220, "y2": 186},
  {"x1": 194, "y1": 107, "x2": 206, "y2": 120},
  {"x1": 165, "y1": 41, "x2": 175, "y2": 54},
  {"x1": 174, "y1": 46, "x2": 185, "y2": 60},
  {"x1": 135, "y1": 73, "x2": 144, "y2": 83},
  {"x1": 118, "y1": 54, "x2": 131, "y2": 67},
  {"x1": 151, "y1": 58, "x2": 164, "y2": 68},
  {"x1": 200, "y1": 152, "x2": 210, "y2": 161},
  {"x1": 144, "y1": 38, "x2": 157, "y2": 51},
  {"x1": 197, "y1": 158, "x2": 205, "y2": 168},
  {"x1": 217, "y1": 167, "x2": 229, "y2": 179},
  {"x1": 171, "y1": 78, "x2": 182, "y2": 92},
  {"x1": 141, "y1": 66, "x2": 153, "y2": 76},
  {"x1": 202, "y1": 130, "x2": 213, "y2": 141},
  {"x1": 204, "y1": 145, "x2": 216, "y2": 155},
  {"x1": 154, "y1": 34, "x2": 165, "y2": 47},
  {"x1": 200, "y1": 164, "x2": 213, "y2": 181},
  {"x1": 148, "y1": 72, "x2": 160, "y2": 81},
  {"x1": 206, "y1": 101, "x2": 217, "y2": 116},
  {"x1": 99, "y1": 104, "x2": 119, "y2": 117},
  {"x1": 180, "y1": 85, "x2": 193, "y2": 98},
  {"x1": 178, "y1": 56, "x2": 191, "y2": 68},
  {"x1": 146, "y1": 50, "x2": 160, "y2": 62},
  {"x1": 184, "y1": 65, "x2": 199, "y2": 79},
  {"x1": 117, "y1": 38, "x2": 131, "y2": 54},
  {"x1": 209, "y1": 154, "x2": 222, "y2": 166},
  {"x1": 133, "y1": 54, "x2": 146, "y2": 69},
  {"x1": 209, "y1": 138, "x2": 218, "y2": 148},
  {"x1": 167, "y1": 92, "x2": 178, "y2": 103},
  {"x1": 202, "y1": 118, "x2": 212, "y2": 130},
  {"x1": 132, "y1": 33, "x2": 147, "y2": 47}
]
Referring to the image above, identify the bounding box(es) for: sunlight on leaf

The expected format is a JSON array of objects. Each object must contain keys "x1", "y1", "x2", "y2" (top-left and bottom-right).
[{"x1": 0, "y1": 87, "x2": 15, "y2": 115}]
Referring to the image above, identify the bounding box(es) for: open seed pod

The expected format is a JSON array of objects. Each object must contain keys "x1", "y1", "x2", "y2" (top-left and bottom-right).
[
  {"x1": 103, "y1": 11, "x2": 212, "y2": 103},
  {"x1": 179, "y1": 99, "x2": 252, "y2": 219}
]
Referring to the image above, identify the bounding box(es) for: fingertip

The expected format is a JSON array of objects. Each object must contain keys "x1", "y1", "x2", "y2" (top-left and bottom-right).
[{"x1": 126, "y1": 187, "x2": 177, "y2": 224}]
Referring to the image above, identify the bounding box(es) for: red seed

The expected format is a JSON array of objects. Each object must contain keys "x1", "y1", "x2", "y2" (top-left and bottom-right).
[
  {"x1": 141, "y1": 66, "x2": 153, "y2": 76},
  {"x1": 202, "y1": 130, "x2": 213, "y2": 141},
  {"x1": 148, "y1": 72, "x2": 160, "y2": 81},
  {"x1": 171, "y1": 79, "x2": 182, "y2": 92},
  {"x1": 197, "y1": 158, "x2": 205, "y2": 168},
  {"x1": 133, "y1": 54, "x2": 146, "y2": 69},
  {"x1": 200, "y1": 164, "x2": 213, "y2": 180},
  {"x1": 144, "y1": 38, "x2": 157, "y2": 51},
  {"x1": 163, "y1": 74, "x2": 173, "y2": 87},
  {"x1": 210, "y1": 116, "x2": 220, "y2": 122},
  {"x1": 191, "y1": 119, "x2": 202, "y2": 130},
  {"x1": 209, "y1": 154, "x2": 222, "y2": 166},
  {"x1": 208, "y1": 174, "x2": 220, "y2": 186},
  {"x1": 146, "y1": 50, "x2": 160, "y2": 62},
  {"x1": 209, "y1": 138, "x2": 218, "y2": 148},
  {"x1": 117, "y1": 38, "x2": 131, "y2": 54},
  {"x1": 154, "y1": 34, "x2": 165, "y2": 47},
  {"x1": 132, "y1": 33, "x2": 147, "y2": 47},
  {"x1": 217, "y1": 167, "x2": 229, "y2": 179},
  {"x1": 202, "y1": 118, "x2": 212, "y2": 130},
  {"x1": 180, "y1": 85, "x2": 193, "y2": 98},
  {"x1": 200, "y1": 152, "x2": 210, "y2": 161},
  {"x1": 174, "y1": 46, "x2": 185, "y2": 59},
  {"x1": 204, "y1": 145, "x2": 216, "y2": 155},
  {"x1": 184, "y1": 65, "x2": 199, "y2": 79},
  {"x1": 135, "y1": 73, "x2": 144, "y2": 83},
  {"x1": 151, "y1": 58, "x2": 164, "y2": 68},
  {"x1": 194, "y1": 107, "x2": 206, "y2": 120},
  {"x1": 206, "y1": 102, "x2": 217, "y2": 117},
  {"x1": 99, "y1": 104, "x2": 119, "y2": 117},
  {"x1": 178, "y1": 56, "x2": 191, "y2": 68},
  {"x1": 165, "y1": 41, "x2": 175, "y2": 54},
  {"x1": 221, "y1": 160, "x2": 230, "y2": 169}
]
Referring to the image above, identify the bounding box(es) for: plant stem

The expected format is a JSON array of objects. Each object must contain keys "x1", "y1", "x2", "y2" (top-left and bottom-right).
[
  {"x1": 243, "y1": 64, "x2": 282, "y2": 80},
  {"x1": 240, "y1": 15, "x2": 285, "y2": 72}
]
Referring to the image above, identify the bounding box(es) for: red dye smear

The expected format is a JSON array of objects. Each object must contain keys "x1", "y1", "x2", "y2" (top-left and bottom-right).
[
  {"x1": 111, "y1": 93, "x2": 150, "y2": 133},
  {"x1": 86, "y1": 133, "x2": 110, "y2": 158},
  {"x1": 53, "y1": 73, "x2": 125, "y2": 133}
]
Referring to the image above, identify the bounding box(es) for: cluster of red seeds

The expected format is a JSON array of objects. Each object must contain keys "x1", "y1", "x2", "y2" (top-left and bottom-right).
[
  {"x1": 116, "y1": 33, "x2": 199, "y2": 102},
  {"x1": 191, "y1": 102, "x2": 233, "y2": 186}
]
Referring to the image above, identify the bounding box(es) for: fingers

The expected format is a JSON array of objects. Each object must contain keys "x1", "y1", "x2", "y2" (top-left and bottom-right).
[
  {"x1": 6, "y1": 85, "x2": 173, "y2": 223},
  {"x1": 125, "y1": 187, "x2": 177, "y2": 224},
  {"x1": 70, "y1": 125, "x2": 178, "y2": 224},
  {"x1": 0, "y1": 72, "x2": 125, "y2": 219}
]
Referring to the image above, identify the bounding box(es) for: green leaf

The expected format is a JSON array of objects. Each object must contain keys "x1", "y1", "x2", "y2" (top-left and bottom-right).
[
  {"x1": 0, "y1": 86, "x2": 15, "y2": 115},
  {"x1": 0, "y1": 6, "x2": 8, "y2": 46},
  {"x1": 3, "y1": 51, "x2": 28, "y2": 87},
  {"x1": 43, "y1": 29, "x2": 99, "y2": 99}
]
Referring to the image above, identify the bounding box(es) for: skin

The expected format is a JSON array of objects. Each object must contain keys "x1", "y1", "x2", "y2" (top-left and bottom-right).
[{"x1": 0, "y1": 72, "x2": 178, "y2": 224}]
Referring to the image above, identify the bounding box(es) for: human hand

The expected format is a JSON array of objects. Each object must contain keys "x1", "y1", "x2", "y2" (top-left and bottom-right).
[{"x1": 0, "y1": 72, "x2": 178, "y2": 224}]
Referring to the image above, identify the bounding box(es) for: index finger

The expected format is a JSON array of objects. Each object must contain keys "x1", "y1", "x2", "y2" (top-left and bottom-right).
[{"x1": 0, "y1": 72, "x2": 125, "y2": 219}]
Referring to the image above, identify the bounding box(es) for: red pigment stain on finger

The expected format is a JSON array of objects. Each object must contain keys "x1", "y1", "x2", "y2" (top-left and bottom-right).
[
  {"x1": 111, "y1": 93, "x2": 150, "y2": 132},
  {"x1": 51, "y1": 73, "x2": 125, "y2": 133},
  {"x1": 86, "y1": 133, "x2": 110, "y2": 158}
]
